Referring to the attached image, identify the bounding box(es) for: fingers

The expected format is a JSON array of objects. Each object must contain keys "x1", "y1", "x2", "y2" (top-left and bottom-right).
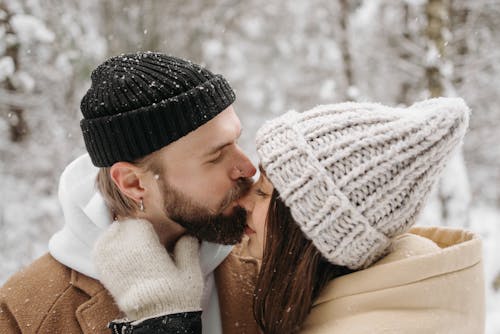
[{"x1": 173, "y1": 235, "x2": 201, "y2": 272}]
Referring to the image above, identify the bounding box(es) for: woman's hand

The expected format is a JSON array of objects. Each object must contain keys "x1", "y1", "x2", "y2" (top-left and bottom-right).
[{"x1": 92, "y1": 219, "x2": 204, "y2": 321}]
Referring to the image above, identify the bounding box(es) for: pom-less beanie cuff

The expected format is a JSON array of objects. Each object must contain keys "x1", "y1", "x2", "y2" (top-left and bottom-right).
[{"x1": 81, "y1": 75, "x2": 234, "y2": 167}]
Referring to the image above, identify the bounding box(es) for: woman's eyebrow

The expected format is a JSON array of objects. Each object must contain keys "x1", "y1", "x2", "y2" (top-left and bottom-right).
[{"x1": 258, "y1": 164, "x2": 266, "y2": 175}]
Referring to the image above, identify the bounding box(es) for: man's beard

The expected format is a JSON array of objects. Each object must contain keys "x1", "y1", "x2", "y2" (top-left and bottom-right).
[{"x1": 159, "y1": 177, "x2": 253, "y2": 245}]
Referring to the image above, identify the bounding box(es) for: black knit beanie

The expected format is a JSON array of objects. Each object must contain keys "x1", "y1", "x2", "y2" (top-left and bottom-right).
[{"x1": 80, "y1": 52, "x2": 236, "y2": 167}]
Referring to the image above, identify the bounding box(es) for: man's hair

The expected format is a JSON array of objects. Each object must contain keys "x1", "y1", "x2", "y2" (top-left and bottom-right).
[{"x1": 95, "y1": 153, "x2": 160, "y2": 219}]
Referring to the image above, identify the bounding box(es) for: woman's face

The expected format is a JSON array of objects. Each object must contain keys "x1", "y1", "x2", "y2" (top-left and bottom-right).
[{"x1": 238, "y1": 169, "x2": 273, "y2": 259}]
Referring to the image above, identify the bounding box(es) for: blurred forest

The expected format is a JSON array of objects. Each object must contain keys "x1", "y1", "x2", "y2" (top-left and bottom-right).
[{"x1": 1, "y1": 0, "x2": 499, "y2": 331}]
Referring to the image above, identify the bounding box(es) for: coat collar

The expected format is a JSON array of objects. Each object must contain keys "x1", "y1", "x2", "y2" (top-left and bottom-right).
[
  {"x1": 70, "y1": 270, "x2": 122, "y2": 334},
  {"x1": 313, "y1": 226, "x2": 482, "y2": 306}
]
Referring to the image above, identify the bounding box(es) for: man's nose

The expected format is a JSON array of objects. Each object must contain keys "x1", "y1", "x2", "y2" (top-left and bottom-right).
[
  {"x1": 241, "y1": 160, "x2": 257, "y2": 178},
  {"x1": 230, "y1": 163, "x2": 256, "y2": 180},
  {"x1": 230, "y1": 149, "x2": 257, "y2": 180}
]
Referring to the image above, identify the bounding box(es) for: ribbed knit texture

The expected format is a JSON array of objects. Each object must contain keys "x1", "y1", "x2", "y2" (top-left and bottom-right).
[
  {"x1": 80, "y1": 52, "x2": 235, "y2": 167},
  {"x1": 256, "y1": 97, "x2": 470, "y2": 269},
  {"x1": 93, "y1": 219, "x2": 204, "y2": 320}
]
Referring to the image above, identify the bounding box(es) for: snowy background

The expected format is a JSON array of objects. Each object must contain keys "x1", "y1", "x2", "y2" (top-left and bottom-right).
[{"x1": 1, "y1": 0, "x2": 499, "y2": 332}]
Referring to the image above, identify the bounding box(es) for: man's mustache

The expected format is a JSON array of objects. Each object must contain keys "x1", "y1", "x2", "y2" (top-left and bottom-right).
[{"x1": 218, "y1": 177, "x2": 253, "y2": 212}]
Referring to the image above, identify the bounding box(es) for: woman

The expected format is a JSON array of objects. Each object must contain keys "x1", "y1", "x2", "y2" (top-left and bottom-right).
[
  {"x1": 94, "y1": 97, "x2": 484, "y2": 333},
  {"x1": 237, "y1": 97, "x2": 484, "y2": 334}
]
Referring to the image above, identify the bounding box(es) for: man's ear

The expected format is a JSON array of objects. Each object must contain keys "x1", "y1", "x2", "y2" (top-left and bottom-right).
[{"x1": 110, "y1": 162, "x2": 146, "y2": 202}]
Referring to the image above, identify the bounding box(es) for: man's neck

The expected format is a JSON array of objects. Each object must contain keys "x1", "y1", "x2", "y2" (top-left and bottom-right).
[{"x1": 151, "y1": 218, "x2": 186, "y2": 252}]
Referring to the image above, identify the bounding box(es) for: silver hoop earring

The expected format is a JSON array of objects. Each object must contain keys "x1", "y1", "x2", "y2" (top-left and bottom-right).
[{"x1": 139, "y1": 199, "x2": 145, "y2": 212}]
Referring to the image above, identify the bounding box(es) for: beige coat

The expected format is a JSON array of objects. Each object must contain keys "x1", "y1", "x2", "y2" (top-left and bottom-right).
[{"x1": 300, "y1": 226, "x2": 485, "y2": 334}]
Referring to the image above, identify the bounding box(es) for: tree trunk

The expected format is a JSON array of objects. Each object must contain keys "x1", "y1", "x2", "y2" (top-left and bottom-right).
[
  {"x1": 397, "y1": 4, "x2": 413, "y2": 105},
  {"x1": 1, "y1": 3, "x2": 29, "y2": 142},
  {"x1": 425, "y1": 0, "x2": 448, "y2": 98},
  {"x1": 425, "y1": 0, "x2": 471, "y2": 227},
  {"x1": 339, "y1": 0, "x2": 355, "y2": 100},
  {"x1": 450, "y1": 1, "x2": 469, "y2": 87}
]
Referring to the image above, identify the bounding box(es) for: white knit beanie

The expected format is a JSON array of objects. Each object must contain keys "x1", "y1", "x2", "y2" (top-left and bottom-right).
[{"x1": 256, "y1": 97, "x2": 470, "y2": 270}]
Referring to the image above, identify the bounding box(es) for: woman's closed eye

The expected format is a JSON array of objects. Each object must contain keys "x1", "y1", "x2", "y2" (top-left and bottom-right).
[{"x1": 255, "y1": 188, "x2": 269, "y2": 197}]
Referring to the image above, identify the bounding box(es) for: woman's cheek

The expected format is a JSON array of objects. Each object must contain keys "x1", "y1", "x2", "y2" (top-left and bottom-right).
[
  {"x1": 256, "y1": 199, "x2": 271, "y2": 255},
  {"x1": 245, "y1": 231, "x2": 262, "y2": 259}
]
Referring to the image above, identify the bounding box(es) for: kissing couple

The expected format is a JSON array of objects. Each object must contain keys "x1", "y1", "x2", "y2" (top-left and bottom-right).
[{"x1": 0, "y1": 52, "x2": 484, "y2": 334}]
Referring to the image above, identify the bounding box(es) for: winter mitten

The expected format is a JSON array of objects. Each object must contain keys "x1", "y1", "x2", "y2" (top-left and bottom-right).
[{"x1": 92, "y1": 219, "x2": 204, "y2": 321}]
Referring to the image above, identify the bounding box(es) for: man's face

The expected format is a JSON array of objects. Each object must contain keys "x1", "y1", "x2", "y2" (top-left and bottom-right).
[{"x1": 145, "y1": 106, "x2": 257, "y2": 244}]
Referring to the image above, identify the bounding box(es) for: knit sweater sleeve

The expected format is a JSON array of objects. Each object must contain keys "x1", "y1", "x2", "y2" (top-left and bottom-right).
[{"x1": 108, "y1": 311, "x2": 202, "y2": 334}]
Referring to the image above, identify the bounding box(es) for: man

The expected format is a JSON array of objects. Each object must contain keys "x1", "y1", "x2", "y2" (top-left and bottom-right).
[{"x1": 0, "y1": 52, "x2": 260, "y2": 334}]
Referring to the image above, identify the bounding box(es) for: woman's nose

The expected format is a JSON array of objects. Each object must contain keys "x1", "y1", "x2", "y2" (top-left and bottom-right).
[{"x1": 237, "y1": 187, "x2": 255, "y2": 211}]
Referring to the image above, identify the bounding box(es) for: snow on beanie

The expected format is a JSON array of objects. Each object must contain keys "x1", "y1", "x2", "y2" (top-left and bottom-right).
[
  {"x1": 256, "y1": 98, "x2": 470, "y2": 269},
  {"x1": 80, "y1": 52, "x2": 235, "y2": 167}
]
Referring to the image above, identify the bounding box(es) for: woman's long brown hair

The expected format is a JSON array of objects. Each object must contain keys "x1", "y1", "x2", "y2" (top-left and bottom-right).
[{"x1": 253, "y1": 189, "x2": 351, "y2": 334}]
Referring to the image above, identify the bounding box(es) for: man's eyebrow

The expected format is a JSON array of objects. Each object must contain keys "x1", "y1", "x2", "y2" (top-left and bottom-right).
[
  {"x1": 206, "y1": 127, "x2": 242, "y2": 156},
  {"x1": 206, "y1": 142, "x2": 232, "y2": 156}
]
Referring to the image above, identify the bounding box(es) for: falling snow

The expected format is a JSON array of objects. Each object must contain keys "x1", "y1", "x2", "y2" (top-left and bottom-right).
[{"x1": 1, "y1": 0, "x2": 499, "y2": 332}]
